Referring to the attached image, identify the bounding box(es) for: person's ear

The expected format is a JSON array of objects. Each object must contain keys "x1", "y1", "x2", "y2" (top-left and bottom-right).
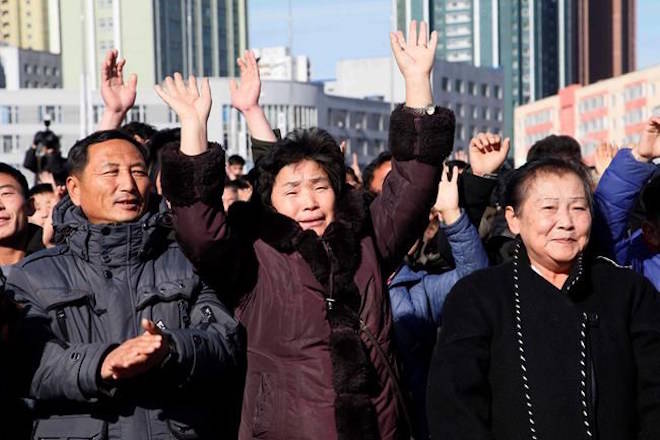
[
  {"x1": 66, "y1": 175, "x2": 82, "y2": 206},
  {"x1": 505, "y1": 205, "x2": 521, "y2": 235},
  {"x1": 25, "y1": 197, "x2": 35, "y2": 217}
]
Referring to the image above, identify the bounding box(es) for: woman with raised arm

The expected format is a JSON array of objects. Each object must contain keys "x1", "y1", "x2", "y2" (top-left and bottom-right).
[
  {"x1": 427, "y1": 158, "x2": 660, "y2": 439},
  {"x1": 155, "y1": 21, "x2": 455, "y2": 439}
]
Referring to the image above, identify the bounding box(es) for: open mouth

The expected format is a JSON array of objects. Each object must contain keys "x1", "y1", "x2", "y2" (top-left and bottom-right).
[
  {"x1": 114, "y1": 199, "x2": 140, "y2": 210},
  {"x1": 299, "y1": 218, "x2": 325, "y2": 229}
]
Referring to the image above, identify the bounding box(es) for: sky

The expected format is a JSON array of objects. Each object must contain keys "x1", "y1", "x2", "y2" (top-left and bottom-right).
[{"x1": 249, "y1": 0, "x2": 660, "y2": 81}]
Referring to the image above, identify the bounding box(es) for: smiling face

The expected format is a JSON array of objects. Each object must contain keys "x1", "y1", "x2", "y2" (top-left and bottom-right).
[
  {"x1": 270, "y1": 159, "x2": 336, "y2": 236},
  {"x1": 66, "y1": 139, "x2": 151, "y2": 224},
  {"x1": 0, "y1": 173, "x2": 30, "y2": 243},
  {"x1": 506, "y1": 171, "x2": 591, "y2": 273}
]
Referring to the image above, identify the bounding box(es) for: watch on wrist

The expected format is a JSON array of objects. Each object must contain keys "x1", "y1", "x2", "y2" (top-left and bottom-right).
[{"x1": 404, "y1": 104, "x2": 436, "y2": 116}]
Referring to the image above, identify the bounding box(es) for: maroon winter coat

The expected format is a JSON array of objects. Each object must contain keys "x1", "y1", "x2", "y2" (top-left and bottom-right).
[{"x1": 161, "y1": 105, "x2": 455, "y2": 439}]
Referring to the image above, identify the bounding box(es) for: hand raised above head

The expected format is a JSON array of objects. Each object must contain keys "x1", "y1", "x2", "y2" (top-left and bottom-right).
[
  {"x1": 98, "y1": 49, "x2": 137, "y2": 130},
  {"x1": 433, "y1": 164, "x2": 461, "y2": 225},
  {"x1": 154, "y1": 73, "x2": 211, "y2": 126},
  {"x1": 230, "y1": 50, "x2": 261, "y2": 114},
  {"x1": 634, "y1": 116, "x2": 660, "y2": 162},
  {"x1": 469, "y1": 132, "x2": 510, "y2": 177},
  {"x1": 389, "y1": 20, "x2": 438, "y2": 82},
  {"x1": 154, "y1": 73, "x2": 211, "y2": 155}
]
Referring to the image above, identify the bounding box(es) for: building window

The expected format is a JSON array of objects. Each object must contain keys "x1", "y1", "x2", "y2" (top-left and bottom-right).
[
  {"x1": 2, "y1": 135, "x2": 12, "y2": 153},
  {"x1": 455, "y1": 79, "x2": 464, "y2": 94},
  {"x1": 481, "y1": 84, "x2": 490, "y2": 97},
  {"x1": 442, "y1": 77, "x2": 450, "y2": 92},
  {"x1": 468, "y1": 81, "x2": 476, "y2": 96}
]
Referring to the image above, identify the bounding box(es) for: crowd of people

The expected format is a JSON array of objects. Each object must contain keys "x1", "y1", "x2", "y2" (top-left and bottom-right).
[{"x1": 0, "y1": 20, "x2": 659, "y2": 439}]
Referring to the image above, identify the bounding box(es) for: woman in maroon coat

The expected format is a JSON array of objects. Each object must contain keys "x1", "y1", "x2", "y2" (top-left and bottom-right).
[{"x1": 155, "y1": 21, "x2": 454, "y2": 439}]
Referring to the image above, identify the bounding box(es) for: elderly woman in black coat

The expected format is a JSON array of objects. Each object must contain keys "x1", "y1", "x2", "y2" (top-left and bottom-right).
[{"x1": 427, "y1": 158, "x2": 660, "y2": 439}]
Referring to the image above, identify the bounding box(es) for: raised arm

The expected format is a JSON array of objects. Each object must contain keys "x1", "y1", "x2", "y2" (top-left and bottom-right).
[
  {"x1": 460, "y1": 132, "x2": 510, "y2": 225},
  {"x1": 593, "y1": 117, "x2": 660, "y2": 262},
  {"x1": 98, "y1": 49, "x2": 137, "y2": 131},
  {"x1": 230, "y1": 50, "x2": 277, "y2": 143},
  {"x1": 370, "y1": 21, "x2": 455, "y2": 272}
]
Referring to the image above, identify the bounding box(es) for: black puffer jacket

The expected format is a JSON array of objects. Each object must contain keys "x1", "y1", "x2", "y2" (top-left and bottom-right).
[{"x1": 6, "y1": 196, "x2": 246, "y2": 440}]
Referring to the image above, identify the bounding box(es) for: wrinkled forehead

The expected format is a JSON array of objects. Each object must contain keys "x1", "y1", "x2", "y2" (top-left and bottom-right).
[{"x1": 86, "y1": 139, "x2": 147, "y2": 168}]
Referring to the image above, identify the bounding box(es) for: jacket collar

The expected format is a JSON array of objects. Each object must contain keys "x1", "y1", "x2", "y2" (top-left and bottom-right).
[
  {"x1": 514, "y1": 237, "x2": 588, "y2": 298},
  {"x1": 52, "y1": 195, "x2": 172, "y2": 266},
  {"x1": 256, "y1": 187, "x2": 369, "y2": 253}
]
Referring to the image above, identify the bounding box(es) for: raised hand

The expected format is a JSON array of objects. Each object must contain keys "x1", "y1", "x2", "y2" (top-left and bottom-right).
[
  {"x1": 100, "y1": 319, "x2": 170, "y2": 381},
  {"x1": 98, "y1": 49, "x2": 137, "y2": 130},
  {"x1": 154, "y1": 73, "x2": 211, "y2": 155},
  {"x1": 633, "y1": 116, "x2": 660, "y2": 162},
  {"x1": 390, "y1": 20, "x2": 437, "y2": 108},
  {"x1": 390, "y1": 20, "x2": 438, "y2": 81},
  {"x1": 594, "y1": 142, "x2": 618, "y2": 176},
  {"x1": 433, "y1": 165, "x2": 461, "y2": 225},
  {"x1": 469, "y1": 132, "x2": 510, "y2": 177},
  {"x1": 227, "y1": 51, "x2": 277, "y2": 142},
  {"x1": 230, "y1": 50, "x2": 261, "y2": 113}
]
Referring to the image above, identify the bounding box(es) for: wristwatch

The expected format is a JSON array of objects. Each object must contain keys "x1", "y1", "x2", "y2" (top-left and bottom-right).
[{"x1": 404, "y1": 104, "x2": 436, "y2": 116}]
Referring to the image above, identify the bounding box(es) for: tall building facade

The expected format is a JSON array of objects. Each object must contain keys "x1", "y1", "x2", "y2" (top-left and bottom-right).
[
  {"x1": 431, "y1": 0, "x2": 499, "y2": 67},
  {"x1": 395, "y1": 0, "x2": 636, "y2": 142},
  {"x1": 60, "y1": 0, "x2": 248, "y2": 90},
  {"x1": 514, "y1": 64, "x2": 660, "y2": 167},
  {"x1": 0, "y1": 0, "x2": 56, "y2": 52}
]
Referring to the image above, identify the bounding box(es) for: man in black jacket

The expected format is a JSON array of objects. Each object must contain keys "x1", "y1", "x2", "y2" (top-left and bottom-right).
[
  {"x1": 7, "y1": 130, "x2": 245, "y2": 440},
  {"x1": 0, "y1": 164, "x2": 44, "y2": 270}
]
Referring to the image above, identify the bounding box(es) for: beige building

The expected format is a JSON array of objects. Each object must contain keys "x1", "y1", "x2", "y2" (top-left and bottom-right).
[
  {"x1": 514, "y1": 65, "x2": 660, "y2": 167},
  {"x1": 60, "y1": 0, "x2": 248, "y2": 91},
  {"x1": 0, "y1": 0, "x2": 57, "y2": 52}
]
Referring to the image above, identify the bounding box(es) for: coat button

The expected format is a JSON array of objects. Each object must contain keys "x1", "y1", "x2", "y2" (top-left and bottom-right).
[
  {"x1": 193, "y1": 335, "x2": 202, "y2": 346},
  {"x1": 103, "y1": 270, "x2": 112, "y2": 279},
  {"x1": 101, "y1": 226, "x2": 111, "y2": 236},
  {"x1": 102, "y1": 255, "x2": 111, "y2": 264},
  {"x1": 70, "y1": 352, "x2": 81, "y2": 361}
]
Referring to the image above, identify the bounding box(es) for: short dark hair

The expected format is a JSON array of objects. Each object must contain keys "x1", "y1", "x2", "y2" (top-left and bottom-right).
[
  {"x1": 67, "y1": 130, "x2": 147, "y2": 177},
  {"x1": 144, "y1": 128, "x2": 180, "y2": 183},
  {"x1": 505, "y1": 158, "x2": 593, "y2": 215},
  {"x1": 227, "y1": 155, "x2": 246, "y2": 166},
  {"x1": 256, "y1": 128, "x2": 345, "y2": 207},
  {"x1": 33, "y1": 130, "x2": 60, "y2": 151},
  {"x1": 120, "y1": 122, "x2": 157, "y2": 142},
  {"x1": 0, "y1": 163, "x2": 29, "y2": 199},
  {"x1": 28, "y1": 183, "x2": 54, "y2": 198},
  {"x1": 527, "y1": 135, "x2": 582, "y2": 163},
  {"x1": 233, "y1": 176, "x2": 252, "y2": 190},
  {"x1": 642, "y1": 174, "x2": 660, "y2": 222},
  {"x1": 362, "y1": 152, "x2": 392, "y2": 192},
  {"x1": 224, "y1": 180, "x2": 241, "y2": 192}
]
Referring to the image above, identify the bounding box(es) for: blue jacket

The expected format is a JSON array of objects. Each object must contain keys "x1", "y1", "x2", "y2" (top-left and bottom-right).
[
  {"x1": 594, "y1": 148, "x2": 660, "y2": 290},
  {"x1": 389, "y1": 210, "x2": 489, "y2": 439}
]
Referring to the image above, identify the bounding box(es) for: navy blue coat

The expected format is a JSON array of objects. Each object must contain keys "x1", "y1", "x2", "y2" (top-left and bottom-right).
[{"x1": 389, "y1": 210, "x2": 488, "y2": 439}]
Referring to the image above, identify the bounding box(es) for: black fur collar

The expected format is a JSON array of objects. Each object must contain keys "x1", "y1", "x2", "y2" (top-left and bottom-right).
[{"x1": 256, "y1": 188, "x2": 381, "y2": 439}]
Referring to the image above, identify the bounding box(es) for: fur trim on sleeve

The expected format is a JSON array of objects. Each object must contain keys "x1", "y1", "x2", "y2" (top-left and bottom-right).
[
  {"x1": 388, "y1": 104, "x2": 456, "y2": 165},
  {"x1": 160, "y1": 142, "x2": 225, "y2": 207}
]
